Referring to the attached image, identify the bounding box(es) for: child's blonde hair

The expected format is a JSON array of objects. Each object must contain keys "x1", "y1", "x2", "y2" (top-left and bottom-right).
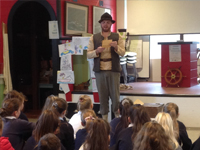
[
  {"x1": 77, "y1": 95, "x2": 92, "y2": 111},
  {"x1": 42, "y1": 95, "x2": 58, "y2": 112},
  {"x1": 163, "y1": 102, "x2": 179, "y2": 139},
  {"x1": 155, "y1": 112, "x2": 179, "y2": 149}
]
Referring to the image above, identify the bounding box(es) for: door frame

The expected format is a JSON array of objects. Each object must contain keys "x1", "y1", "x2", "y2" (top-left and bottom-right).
[{"x1": 7, "y1": 0, "x2": 59, "y2": 109}]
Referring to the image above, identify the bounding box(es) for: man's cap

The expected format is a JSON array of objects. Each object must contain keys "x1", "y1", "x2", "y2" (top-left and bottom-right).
[{"x1": 98, "y1": 12, "x2": 115, "y2": 24}]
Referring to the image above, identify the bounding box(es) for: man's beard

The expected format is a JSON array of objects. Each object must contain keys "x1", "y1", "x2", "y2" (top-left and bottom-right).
[{"x1": 102, "y1": 27, "x2": 111, "y2": 32}]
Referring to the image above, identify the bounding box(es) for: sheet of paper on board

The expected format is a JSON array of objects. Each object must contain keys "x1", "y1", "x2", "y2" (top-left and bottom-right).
[
  {"x1": 102, "y1": 40, "x2": 112, "y2": 48},
  {"x1": 59, "y1": 84, "x2": 70, "y2": 94}
]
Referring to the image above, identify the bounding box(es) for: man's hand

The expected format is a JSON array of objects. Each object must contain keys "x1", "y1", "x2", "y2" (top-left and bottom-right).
[
  {"x1": 110, "y1": 41, "x2": 118, "y2": 51},
  {"x1": 96, "y1": 46, "x2": 105, "y2": 55}
]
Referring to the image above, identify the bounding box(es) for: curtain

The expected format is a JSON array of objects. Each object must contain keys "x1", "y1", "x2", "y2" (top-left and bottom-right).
[{"x1": 2, "y1": 22, "x2": 12, "y2": 94}]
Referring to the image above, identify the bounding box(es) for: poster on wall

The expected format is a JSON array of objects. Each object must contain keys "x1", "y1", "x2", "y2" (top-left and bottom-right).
[
  {"x1": 130, "y1": 40, "x2": 143, "y2": 68},
  {"x1": 48, "y1": 21, "x2": 59, "y2": 39},
  {"x1": 65, "y1": 2, "x2": 88, "y2": 35},
  {"x1": 57, "y1": 70, "x2": 74, "y2": 84}
]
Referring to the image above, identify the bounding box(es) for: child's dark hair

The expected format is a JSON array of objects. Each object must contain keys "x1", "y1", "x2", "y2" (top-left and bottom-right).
[
  {"x1": 38, "y1": 133, "x2": 61, "y2": 150},
  {"x1": 77, "y1": 95, "x2": 92, "y2": 111},
  {"x1": 0, "y1": 98, "x2": 21, "y2": 118},
  {"x1": 81, "y1": 109, "x2": 97, "y2": 127},
  {"x1": 52, "y1": 98, "x2": 68, "y2": 115},
  {"x1": 4, "y1": 90, "x2": 26, "y2": 104},
  {"x1": 84, "y1": 118, "x2": 110, "y2": 150},
  {"x1": 42, "y1": 95, "x2": 58, "y2": 112},
  {"x1": 163, "y1": 102, "x2": 179, "y2": 139},
  {"x1": 33, "y1": 110, "x2": 60, "y2": 142},
  {"x1": 129, "y1": 105, "x2": 151, "y2": 142},
  {"x1": 133, "y1": 121, "x2": 173, "y2": 150},
  {"x1": 115, "y1": 98, "x2": 133, "y2": 133}
]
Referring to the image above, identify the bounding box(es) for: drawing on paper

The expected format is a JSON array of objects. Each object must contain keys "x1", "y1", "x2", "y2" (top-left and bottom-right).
[
  {"x1": 60, "y1": 55, "x2": 72, "y2": 71},
  {"x1": 57, "y1": 71, "x2": 74, "y2": 84}
]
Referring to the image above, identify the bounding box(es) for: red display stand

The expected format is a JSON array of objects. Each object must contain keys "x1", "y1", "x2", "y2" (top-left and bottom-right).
[{"x1": 158, "y1": 42, "x2": 198, "y2": 87}]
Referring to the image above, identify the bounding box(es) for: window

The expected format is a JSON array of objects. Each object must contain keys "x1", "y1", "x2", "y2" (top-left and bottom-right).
[
  {"x1": 150, "y1": 35, "x2": 180, "y2": 59},
  {"x1": 184, "y1": 34, "x2": 200, "y2": 48}
]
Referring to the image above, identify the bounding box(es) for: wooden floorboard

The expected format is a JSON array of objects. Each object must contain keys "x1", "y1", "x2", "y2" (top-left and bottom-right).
[{"x1": 120, "y1": 82, "x2": 200, "y2": 97}]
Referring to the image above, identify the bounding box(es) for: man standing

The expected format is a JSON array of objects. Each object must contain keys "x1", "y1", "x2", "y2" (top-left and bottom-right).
[{"x1": 87, "y1": 13, "x2": 125, "y2": 121}]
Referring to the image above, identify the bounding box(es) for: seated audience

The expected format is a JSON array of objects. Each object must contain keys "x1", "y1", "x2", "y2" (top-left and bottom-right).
[
  {"x1": 75, "y1": 109, "x2": 97, "y2": 150},
  {"x1": 110, "y1": 98, "x2": 133, "y2": 147},
  {"x1": 23, "y1": 110, "x2": 65, "y2": 150},
  {"x1": 69, "y1": 95, "x2": 93, "y2": 138},
  {"x1": 0, "y1": 98, "x2": 35, "y2": 150},
  {"x1": 52, "y1": 98, "x2": 74, "y2": 150},
  {"x1": 133, "y1": 121, "x2": 173, "y2": 150},
  {"x1": 79, "y1": 118, "x2": 110, "y2": 150},
  {"x1": 155, "y1": 112, "x2": 182, "y2": 150},
  {"x1": 4, "y1": 90, "x2": 28, "y2": 121},
  {"x1": 163, "y1": 102, "x2": 192, "y2": 150},
  {"x1": 115, "y1": 104, "x2": 150, "y2": 150},
  {"x1": 38, "y1": 133, "x2": 61, "y2": 150}
]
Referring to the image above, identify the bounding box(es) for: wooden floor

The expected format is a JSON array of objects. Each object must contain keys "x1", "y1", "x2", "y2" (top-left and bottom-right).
[{"x1": 120, "y1": 82, "x2": 200, "y2": 97}]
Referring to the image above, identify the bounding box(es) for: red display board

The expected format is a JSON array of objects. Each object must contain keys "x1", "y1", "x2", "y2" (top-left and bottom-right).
[{"x1": 159, "y1": 42, "x2": 198, "y2": 87}]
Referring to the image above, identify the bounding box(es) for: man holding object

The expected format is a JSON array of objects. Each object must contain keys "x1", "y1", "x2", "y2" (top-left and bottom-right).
[{"x1": 87, "y1": 13, "x2": 125, "y2": 121}]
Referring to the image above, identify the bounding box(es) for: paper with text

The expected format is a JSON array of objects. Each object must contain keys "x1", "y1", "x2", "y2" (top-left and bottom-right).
[{"x1": 169, "y1": 45, "x2": 181, "y2": 62}]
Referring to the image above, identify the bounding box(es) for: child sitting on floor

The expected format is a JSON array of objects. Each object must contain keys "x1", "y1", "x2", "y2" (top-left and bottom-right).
[
  {"x1": 79, "y1": 118, "x2": 110, "y2": 150},
  {"x1": 75, "y1": 109, "x2": 97, "y2": 150},
  {"x1": 163, "y1": 102, "x2": 192, "y2": 150},
  {"x1": 69, "y1": 95, "x2": 93, "y2": 138},
  {"x1": 110, "y1": 98, "x2": 133, "y2": 147},
  {"x1": 4, "y1": 90, "x2": 28, "y2": 121},
  {"x1": 0, "y1": 117, "x2": 14, "y2": 150},
  {"x1": 23, "y1": 109, "x2": 66, "y2": 150},
  {"x1": 155, "y1": 112, "x2": 182, "y2": 150},
  {"x1": 38, "y1": 133, "x2": 61, "y2": 150},
  {"x1": 52, "y1": 97, "x2": 74, "y2": 150},
  {"x1": 133, "y1": 121, "x2": 173, "y2": 150},
  {"x1": 0, "y1": 98, "x2": 35, "y2": 150}
]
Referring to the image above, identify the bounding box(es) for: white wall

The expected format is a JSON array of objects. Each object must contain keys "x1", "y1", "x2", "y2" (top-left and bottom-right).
[
  {"x1": 149, "y1": 59, "x2": 161, "y2": 82},
  {"x1": 116, "y1": 0, "x2": 125, "y2": 29}
]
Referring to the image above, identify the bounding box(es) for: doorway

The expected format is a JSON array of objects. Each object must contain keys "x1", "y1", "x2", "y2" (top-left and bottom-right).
[{"x1": 8, "y1": 1, "x2": 58, "y2": 111}]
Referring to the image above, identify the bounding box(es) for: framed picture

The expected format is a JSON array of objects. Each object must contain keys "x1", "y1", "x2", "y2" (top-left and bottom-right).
[
  {"x1": 93, "y1": 6, "x2": 111, "y2": 34},
  {"x1": 65, "y1": 2, "x2": 88, "y2": 35}
]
